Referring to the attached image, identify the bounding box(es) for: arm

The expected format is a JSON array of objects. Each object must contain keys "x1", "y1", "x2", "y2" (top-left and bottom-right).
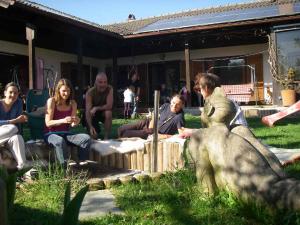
[
  {"x1": 85, "y1": 90, "x2": 97, "y2": 138},
  {"x1": 85, "y1": 90, "x2": 93, "y2": 128},
  {"x1": 0, "y1": 99, "x2": 27, "y2": 125},
  {"x1": 45, "y1": 98, "x2": 71, "y2": 127},
  {"x1": 70, "y1": 100, "x2": 80, "y2": 127}
]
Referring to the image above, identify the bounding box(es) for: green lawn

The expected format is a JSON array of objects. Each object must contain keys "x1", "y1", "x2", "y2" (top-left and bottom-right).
[{"x1": 12, "y1": 115, "x2": 300, "y2": 225}]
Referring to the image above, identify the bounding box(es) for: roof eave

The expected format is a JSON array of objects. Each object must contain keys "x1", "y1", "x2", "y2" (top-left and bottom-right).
[
  {"x1": 14, "y1": 1, "x2": 123, "y2": 39},
  {"x1": 122, "y1": 15, "x2": 300, "y2": 38}
]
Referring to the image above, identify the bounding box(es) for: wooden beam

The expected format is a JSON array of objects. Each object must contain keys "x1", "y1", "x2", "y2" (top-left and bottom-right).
[
  {"x1": 112, "y1": 47, "x2": 118, "y2": 104},
  {"x1": 26, "y1": 25, "x2": 35, "y2": 89},
  {"x1": 184, "y1": 42, "x2": 191, "y2": 106},
  {"x1": 77, "y1": 37, "x2": 83, "y2": 107}
]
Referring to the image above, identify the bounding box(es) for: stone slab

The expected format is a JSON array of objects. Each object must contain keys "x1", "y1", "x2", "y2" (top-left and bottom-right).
[{"x1": 79, "y1": 189, "x2": 123, "y2": 219}]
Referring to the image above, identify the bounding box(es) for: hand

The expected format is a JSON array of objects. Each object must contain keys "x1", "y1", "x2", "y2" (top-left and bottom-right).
[
  {"x1": 64, "y1": 116, "x2": 73, "y2": 124},
  {"x1": 89, "y1": 127, "x2": 98, "y2": 139},
  {"x1": 71, "y1": 116, "x2": 80, "y2": 127},
  {"x1": 90, "y1": 107, "x2": 98, "y2": 117},
  {"x1": 135, "y1": 96, "x2": 139, "y2": 101},
  {"x1": 178, "y1": 127, "x2": 194, "y2": 139},
  {"x1": 17, "y1": 115, "x2": 28, "y2": 123}
]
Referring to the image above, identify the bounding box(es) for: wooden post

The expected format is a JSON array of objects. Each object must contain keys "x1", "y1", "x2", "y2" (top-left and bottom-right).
[
  {"x1": 151, "y1": 90, "x2": 160, "y2": 173},
  {"x1": 143, "y1": 142, "x2": 151, "y2": 172},
  {"x1": 131, "y1": 152, "x2": 137, "y2": 170},
  {"x1": 109, "y1": 153, "x2": 116, "y2": 168},
  {"x1": 137, "y1": 150, "x2": 144, "y2": 171},
  {"x1": 116, "y1": 153, "x2": 123, "y2": 169},
  {"x1": 77, "y1": 37, "x2": 83, "y2": 107},
  {"x1": 123, "y1": 153, "x2": 131, "y2": 170},
  {"x1": 112, "y1": 48, "x2": 118, "y2": 104},
  {"x1": 157, "y1": 141, "x2": 163, "y2": 172},
  {"x1": 26, "y1": 26, "x2": 35, "y2": 89},
  {"x1": 185, "y1": 42, "x2": 191, "y2": 106}
]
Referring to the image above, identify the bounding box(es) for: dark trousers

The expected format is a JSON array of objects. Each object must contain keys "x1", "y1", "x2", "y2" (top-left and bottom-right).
[
  {"x1": 118, "y1": 119, "x2": 153, "y2": 139},
  {"x1": 92, "y1": 111, "x2": 106, "y2": 134}
]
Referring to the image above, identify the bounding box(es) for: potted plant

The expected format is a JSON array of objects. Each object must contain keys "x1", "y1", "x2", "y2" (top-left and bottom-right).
[{"x1": 279, "y1": 67, "x2": 296, "y2": 106}]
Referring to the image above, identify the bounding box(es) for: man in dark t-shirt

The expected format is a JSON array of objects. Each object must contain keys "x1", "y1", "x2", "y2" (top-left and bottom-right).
[{"x1": 118, "y1": 94, "x2": 185, "y2": 139}]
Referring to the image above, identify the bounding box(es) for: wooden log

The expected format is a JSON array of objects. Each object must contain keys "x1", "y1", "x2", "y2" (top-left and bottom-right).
[
  {"x1": 102, "y1": 156, "x2": 108, "y2": 167},
  {"x1": 108, "y1": 154, "x2": 116, "y2": 168},
  {"x1": 123, "y1": 153, "x2": 131, "y2": 170},
  {"x1": 116, "y1": 153, "x2": 123, "y2": 169},
  {"x1": 131, "y1": 152, "x2": 137, "y2": 170},
  {"x1": 94, "y1": 152, "x2": 101, "y2": 164},
  {"x1": 144, "y1": 142, "x2": 151, "y2": 172},
  {"x1": 157, "y1": 141, "x2": 163, "y2": 172},
  {"x1": 170, "y1": 143, "x2": 175, "y2": 171},
  {"x1": 136, "y1": 150, "x2": 144, "y2": 171},
  {"x1": 163, "y1": 142, "x2": 169, "y2": 172}
]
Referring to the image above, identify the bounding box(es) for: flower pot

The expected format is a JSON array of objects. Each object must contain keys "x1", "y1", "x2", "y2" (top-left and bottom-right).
[{"x1": 281, "y1": 89, "x2": 296, "y2": 106}]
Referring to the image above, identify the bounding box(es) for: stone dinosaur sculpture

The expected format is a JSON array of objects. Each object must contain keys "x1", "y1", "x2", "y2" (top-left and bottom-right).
[{"x1": 187, "y1": 87, "x2": 300, "y2": 209}]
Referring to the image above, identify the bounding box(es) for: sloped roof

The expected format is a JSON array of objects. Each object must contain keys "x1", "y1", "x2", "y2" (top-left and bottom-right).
[{"x1": 103, "y1": 0, "x2": 300, "y2": 36}]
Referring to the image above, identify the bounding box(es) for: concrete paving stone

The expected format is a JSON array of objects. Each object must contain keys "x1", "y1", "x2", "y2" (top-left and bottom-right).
[{"x1": 79, "y1": 189, "x2": 124, "y2": 220}]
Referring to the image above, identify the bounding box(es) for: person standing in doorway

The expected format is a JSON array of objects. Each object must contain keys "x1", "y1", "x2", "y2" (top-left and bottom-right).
[
  {"x1": 85, "y1": 72, "x2": 113, "y2": 139},
  {"x1": 128, "y1": 69, "x2": 140, "y2": 119},
  {"x1": 123, "y1": 85, "x2": 134, "y2": 119}
]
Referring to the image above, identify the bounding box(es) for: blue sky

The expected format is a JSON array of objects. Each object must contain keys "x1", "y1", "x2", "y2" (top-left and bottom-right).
[{"x1": 32, "y1": 0, "x2": 255, "y2": 25}]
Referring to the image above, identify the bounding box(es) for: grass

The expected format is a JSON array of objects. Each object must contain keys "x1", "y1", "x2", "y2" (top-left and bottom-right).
[
  {"x1": 12, "y1": 115, "x2": 300, "y2": 225},
  {"x1": 12, "y1": 164, "x2": 88, "y2": 225}
]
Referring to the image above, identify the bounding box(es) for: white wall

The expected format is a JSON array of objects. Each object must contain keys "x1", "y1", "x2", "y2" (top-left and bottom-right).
[
  {"x1": 1, "y1": 40, "x2": 273, "y2": 100},
  {"x1": 0, "y1": 40, "x2": 106, "y2": 76}
]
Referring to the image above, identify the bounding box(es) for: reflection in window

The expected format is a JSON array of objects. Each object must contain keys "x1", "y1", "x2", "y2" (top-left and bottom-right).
[
  {"x1": 206, "y1": 58, "x2": 246, "y2": 85},
  {"x1": 276, "y1": 29, "x2": 300, "y2": 81}
]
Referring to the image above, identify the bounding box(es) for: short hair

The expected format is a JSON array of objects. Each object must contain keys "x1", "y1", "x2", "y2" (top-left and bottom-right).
[
  {"x1": 194, "y1": 73, "x2": 220, "y2": 92},
  {"x1": 171, "y1": 93, "x2": 185, "y2": 104},
  {"x1": 96, "y1": 72, "x2": 107, "y2": 79}
]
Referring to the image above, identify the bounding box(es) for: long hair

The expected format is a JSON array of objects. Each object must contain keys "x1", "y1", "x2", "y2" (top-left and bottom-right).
[
  {"x1": 4, "y1": 82, "x2": 19, "y2": 92},
  {"x1": 54, "y1": 79, "x2": 74, "y2": 105}
]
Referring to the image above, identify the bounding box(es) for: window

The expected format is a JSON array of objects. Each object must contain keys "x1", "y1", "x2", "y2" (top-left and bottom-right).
[{"x1": 276, "y1": 29, "x2": 300, "y2": 81}]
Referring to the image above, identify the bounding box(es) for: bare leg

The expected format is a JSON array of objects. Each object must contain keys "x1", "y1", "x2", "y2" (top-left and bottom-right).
[{"x1": 104, "y1": 110, "x2": 112, "y2": 139}]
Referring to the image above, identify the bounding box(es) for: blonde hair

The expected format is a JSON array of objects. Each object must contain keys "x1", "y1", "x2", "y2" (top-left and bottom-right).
[{"x1": 54, "y1": 79, "x2": 74, "y2": 105}]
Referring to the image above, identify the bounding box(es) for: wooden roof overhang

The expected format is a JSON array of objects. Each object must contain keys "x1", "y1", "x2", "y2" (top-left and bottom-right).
[{"x1": 0, "y1": 2, "x2": 123, "y2": 59}]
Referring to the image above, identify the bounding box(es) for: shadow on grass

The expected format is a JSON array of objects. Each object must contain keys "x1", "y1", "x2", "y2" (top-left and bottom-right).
[{"x1": 10, "y1": 204, "x2": 61, "y2": 225}]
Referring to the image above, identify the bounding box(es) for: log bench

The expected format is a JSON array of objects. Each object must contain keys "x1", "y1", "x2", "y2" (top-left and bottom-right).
[
  {"x1": 1, "y1": 138, "x2": 186, "y2": 173},
  {"x1": 90, "y1": 137, "x2": 186, "y2": 173}
]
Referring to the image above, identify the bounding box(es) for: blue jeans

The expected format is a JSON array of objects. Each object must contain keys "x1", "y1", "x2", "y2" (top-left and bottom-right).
[{"x1": 45, "y1": 132, "x2": 91, "y2": 164}]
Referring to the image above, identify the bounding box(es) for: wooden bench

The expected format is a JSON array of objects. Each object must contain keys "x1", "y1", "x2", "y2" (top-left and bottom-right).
[
  {"x1": 221, "y1": 83, "x2": 254, "y2": 103},
  {"x1": 91, "y1": 138, "x2": 185, "y2": 173},
  {"x1": 1, "y1": 139, "x2": 185, "y2": 173}
]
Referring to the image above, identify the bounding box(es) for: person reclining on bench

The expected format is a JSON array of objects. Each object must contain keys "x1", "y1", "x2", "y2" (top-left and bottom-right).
[{"x1": 118, "y1": 94, "x2": 185, "y2": 139}]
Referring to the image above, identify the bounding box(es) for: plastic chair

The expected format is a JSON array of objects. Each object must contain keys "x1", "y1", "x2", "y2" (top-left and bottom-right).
[{"x1": 26, "y1": 89, "x2": 49, "y2": 140}]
